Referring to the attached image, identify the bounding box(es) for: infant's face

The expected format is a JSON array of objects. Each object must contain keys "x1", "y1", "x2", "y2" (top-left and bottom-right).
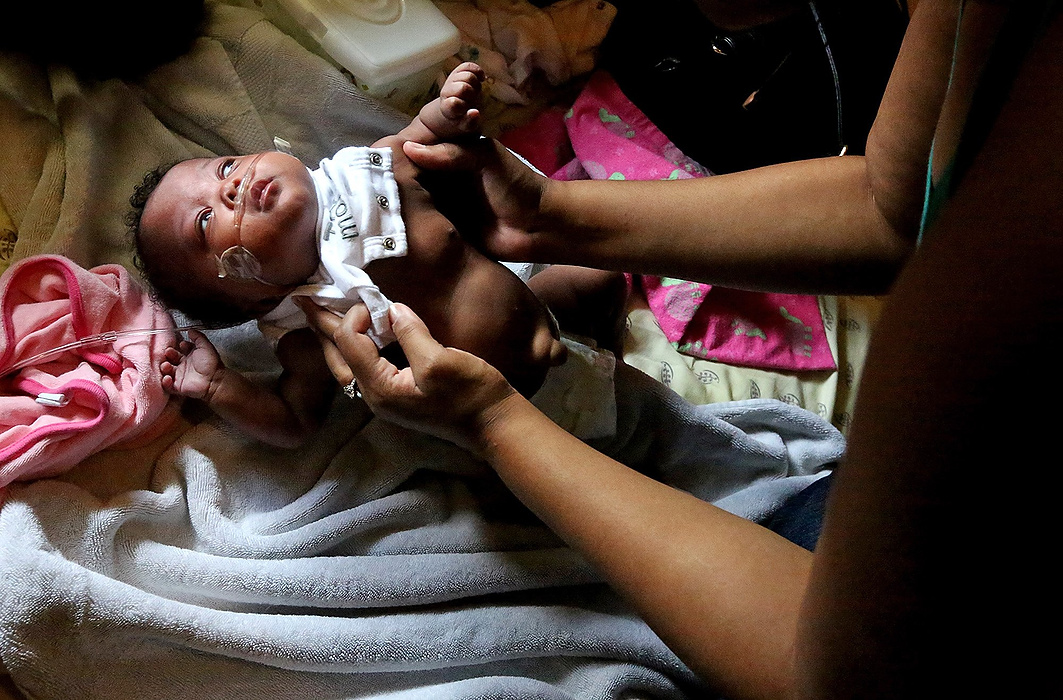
[{"x1": 140, "y1": 151, "x2": 320, "y2": 306}]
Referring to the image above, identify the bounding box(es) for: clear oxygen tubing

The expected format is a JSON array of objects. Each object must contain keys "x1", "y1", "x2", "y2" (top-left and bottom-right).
[
  {"x1": 1, "y1": 324, "x2": 207, "y2": 377},
  {"x1": 214, "y1": 152, "x2": 268, "y2": 281}
]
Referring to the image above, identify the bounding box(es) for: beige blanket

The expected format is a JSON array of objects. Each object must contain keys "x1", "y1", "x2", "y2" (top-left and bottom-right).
[{"x1": 0, "y1": 1, "x2": 408, "y2": 276}]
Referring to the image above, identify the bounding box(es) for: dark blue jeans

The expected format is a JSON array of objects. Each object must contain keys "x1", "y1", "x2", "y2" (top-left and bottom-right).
[{"x1": 763, "y1": 472, "x2": 834, "y2": 551}]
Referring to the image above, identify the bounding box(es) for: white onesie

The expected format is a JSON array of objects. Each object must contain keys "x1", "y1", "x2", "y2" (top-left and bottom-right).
[{"x1": 259, "y1": 146, "x2": 407, "y2": 347}]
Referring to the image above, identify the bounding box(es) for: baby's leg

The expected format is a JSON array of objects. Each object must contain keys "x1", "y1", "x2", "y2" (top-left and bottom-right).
[
  {"x1": 528, "y1": 266, "x2": 630, "y2": 354},
  {"x1": 398, "y1": 62, "x2": 485, "y2": 145}
]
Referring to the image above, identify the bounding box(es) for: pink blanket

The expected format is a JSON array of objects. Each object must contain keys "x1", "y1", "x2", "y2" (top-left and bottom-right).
[
  {"x1": 501, "y1": 71, "x2": 836, "y2": 372},
  {"x1": 1, "y1": 255, "x2": 177, "y2": 492}
]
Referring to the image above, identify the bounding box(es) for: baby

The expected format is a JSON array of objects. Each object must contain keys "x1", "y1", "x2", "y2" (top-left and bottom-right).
[{"x1": 129, "y1": 62, "x2": 623, "y2": 448}]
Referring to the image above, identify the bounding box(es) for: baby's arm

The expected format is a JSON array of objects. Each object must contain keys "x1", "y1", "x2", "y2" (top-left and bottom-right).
[
  {"x1": 394, "y1": 62, "x2": 484, "y2": 146},
  {"x1": 161, "y1": 328, "x2": 335, "y2": 447}
]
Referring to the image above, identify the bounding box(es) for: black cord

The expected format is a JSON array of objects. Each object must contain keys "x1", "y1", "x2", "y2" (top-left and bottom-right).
[{"x1": 808, "y1": 0, "x2": 847, "y2": 155}]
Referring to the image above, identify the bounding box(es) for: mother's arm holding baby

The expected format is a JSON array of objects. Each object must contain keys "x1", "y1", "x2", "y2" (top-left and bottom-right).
[
  {"x1": 306, "y1": 2, "x2": 1063, "y2": 697},
  {"x1": 302, "y1": 299, "x2": 810, "y2": 700},
  {"x1": 399, "y1": 0, "x2": 959, "y2": 299}
]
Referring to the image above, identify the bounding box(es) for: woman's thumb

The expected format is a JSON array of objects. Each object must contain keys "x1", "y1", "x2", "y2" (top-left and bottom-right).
[
  {"x1": 389, "y1": 303, "x2": 443, "y2": 362},
  {"x1": 403, "y1": 140, "x2": 479, "y2": 171}
]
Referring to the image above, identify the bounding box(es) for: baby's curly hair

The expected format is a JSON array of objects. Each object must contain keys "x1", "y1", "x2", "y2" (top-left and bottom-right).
[
  {"x1": 126, "y1": 162, "x2": 174, "y2": 245},
  {"x1": 127, "y1": 163, "x2": 264, "y2": 328}
]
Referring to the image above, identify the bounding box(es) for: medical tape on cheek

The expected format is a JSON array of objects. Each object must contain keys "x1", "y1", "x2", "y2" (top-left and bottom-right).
[{"x1": 215, "y1": 153, "x2": 266, "y2": 280}]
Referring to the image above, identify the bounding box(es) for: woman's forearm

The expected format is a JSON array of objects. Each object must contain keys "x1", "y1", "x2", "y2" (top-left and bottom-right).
[
  {"x1": 477, "y1": 394, "x2": 812, "y2": 700},
  {"x1": 534, "y1": 155, "x2": 913, "y2": 295},
  {"x1": 531, "y1": 0, "x2": 949, "y2": 297}
]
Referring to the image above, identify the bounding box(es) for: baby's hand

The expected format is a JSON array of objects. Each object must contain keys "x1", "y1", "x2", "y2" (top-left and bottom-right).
[
  {"x1": 437, "y1": 62, "x2": 485, "y2": 135},
  {"x1": 160, "y1": 330, "x2": 224, "y2": 401}
]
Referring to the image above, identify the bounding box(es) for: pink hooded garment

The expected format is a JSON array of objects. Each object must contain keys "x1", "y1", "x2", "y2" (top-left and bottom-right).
[{"x1": 0, "y1": 255, "x2": 176, "y2": 493}]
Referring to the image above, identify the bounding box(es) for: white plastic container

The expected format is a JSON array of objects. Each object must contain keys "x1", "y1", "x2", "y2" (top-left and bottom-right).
[{"x1": 273, "y1": 0, "x2": 461, "y2": 110}]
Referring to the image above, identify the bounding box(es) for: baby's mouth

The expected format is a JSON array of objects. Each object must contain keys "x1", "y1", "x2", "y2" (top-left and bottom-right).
[{"x1": 249, "y1": 178, "x2": 273, "y2": 211}]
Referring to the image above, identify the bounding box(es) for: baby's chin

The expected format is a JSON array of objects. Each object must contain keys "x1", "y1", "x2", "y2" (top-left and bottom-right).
[
  {"x1": 248, "y1": 219, "x2": 320, "y2": 285},
  {"x1": 257, "y1": 259, "x2": 317, "y2": 287}
]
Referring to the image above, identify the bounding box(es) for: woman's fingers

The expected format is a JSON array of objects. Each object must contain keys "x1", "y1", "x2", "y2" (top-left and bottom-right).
[
  {"x1": 389, "y1": 303, "x2": 512, "y2": 400},
  {"x1": 403, "y1": 140, "x2": 482, "y2": 171},
  {"x1": 298, "y1": 298, "x2": 346, "y2": 336},
  {"x1": 318, "y1": 334, "x2": 355, "y2": 386},
  {"x1": 389, "y1": 303, "x2": 490, "y2": 391},
  {"x1": 387, "y1": 303, "x2": 449, "y2": 380},
  {"x1": 298, "y1": 299, "x2": 517, "y2": 452},
  {"x1": 298, "y1": 299, "x2": 379, "y2": 385}
]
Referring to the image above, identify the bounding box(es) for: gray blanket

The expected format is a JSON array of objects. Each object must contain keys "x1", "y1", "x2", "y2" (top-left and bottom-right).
[{"x1": 1, "y1": 347, "x2": 841, "y2": 699}]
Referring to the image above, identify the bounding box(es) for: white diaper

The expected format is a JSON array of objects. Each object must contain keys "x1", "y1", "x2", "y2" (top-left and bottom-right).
[{"x1": 531, "y1": 335, "x2": 617, "y2": 440}]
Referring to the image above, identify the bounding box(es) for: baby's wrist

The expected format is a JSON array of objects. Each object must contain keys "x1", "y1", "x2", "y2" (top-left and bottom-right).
[{"x1": 203, "y1": 365, "x2": 234, "y2": 405}]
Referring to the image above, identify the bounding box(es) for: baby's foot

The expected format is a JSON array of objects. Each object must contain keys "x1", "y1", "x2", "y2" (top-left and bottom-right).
[{"x1": 422, "y1": 62, "x2": 485, "y2": 140}]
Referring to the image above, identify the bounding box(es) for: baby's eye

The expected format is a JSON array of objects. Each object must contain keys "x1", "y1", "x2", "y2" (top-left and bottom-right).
[
  {"x1": 197, "y1": 208, "x2": 213, "y2": 235},
  {"x1": 219, "y1": 159, "x2": 237, "y2": 178}
]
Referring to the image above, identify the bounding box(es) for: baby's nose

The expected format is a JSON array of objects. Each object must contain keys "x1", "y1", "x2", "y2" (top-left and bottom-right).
[{"x1": 221, "y1": 177, "x2": 240, "y2": 206}]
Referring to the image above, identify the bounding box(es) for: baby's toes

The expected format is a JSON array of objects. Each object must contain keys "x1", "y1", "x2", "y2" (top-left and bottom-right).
[
  {"x1": 443, "y1": 78, "x2": 478, "y2": 104},
  {"x1": 439, "y1": 94, "x2": 470, "y2": 122},
  {"x1": 452, "y1": 61, "x2": 482, "y2": 75},
  {"x1": 460, "y1": 109, "x2": 481, "y2": 132},
  {"x1": 454, "y1": 75, "x2": 481, "y2": 99},
  {"x1": 453, "y1": 63, "x2": 485, "y2": 86}
]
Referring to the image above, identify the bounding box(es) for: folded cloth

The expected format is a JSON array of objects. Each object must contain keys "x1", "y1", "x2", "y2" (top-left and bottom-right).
[
  {"x1": 501, "y1": 71, "x2": 837, "y2": 372},
  {"x1": 0, "y1": 255, "x2": 177, "y2": 491},
  {"x1": 436, "y1": 0, "x2": 616, "y2": 104}
]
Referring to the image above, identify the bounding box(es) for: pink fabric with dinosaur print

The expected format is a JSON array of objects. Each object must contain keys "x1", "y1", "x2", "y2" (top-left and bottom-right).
[
  {"x1": 0, "y1": 255, "x2": 178, "y2": 493},
  {"x1": 501, "y1": 70, "x2": 836, "y2": 372}
]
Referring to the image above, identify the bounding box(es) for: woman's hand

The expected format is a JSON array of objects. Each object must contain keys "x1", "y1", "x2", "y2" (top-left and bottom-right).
[
  {"x1": 402, "y1": 136, "x2": 551, "y2": 263},
  {"x1": 299, "y1": 299, "x2": 521, "y2": 455}
]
